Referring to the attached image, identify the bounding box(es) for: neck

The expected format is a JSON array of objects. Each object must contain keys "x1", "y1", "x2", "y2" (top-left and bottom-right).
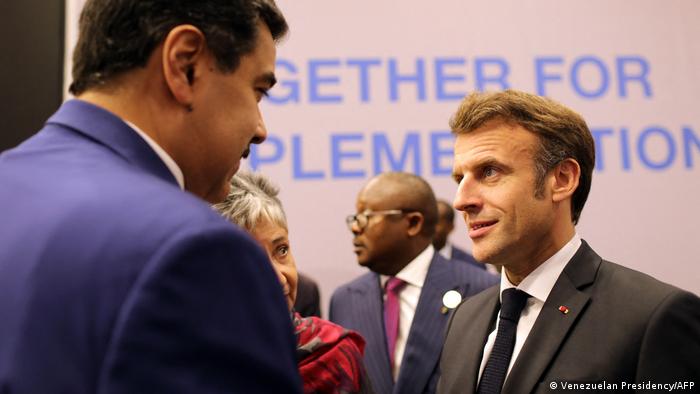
[
  {"x1": 383, "y1": 239, "x2": 431, "y2": 276},
  {"x1": 504, "y1": 223, "x2": 575, "y2": 285},
  {"x1": 432, "y1": 239, "x2": 447, "y2": 251},
  {"x1": 77, "y1": 80, "x2": 184, "y2": 166}
]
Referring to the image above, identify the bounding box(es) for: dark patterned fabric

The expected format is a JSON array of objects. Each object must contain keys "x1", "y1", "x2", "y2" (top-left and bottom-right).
[
  {"x1": 294, "y1": 312, "x2": 373, "y2": 394},
  {"x1": 330, "y1": 253, "x2": 499, "y2": 394},
  {"x1": 477, "y1": 289, "x2": 530, "y2": 394}
]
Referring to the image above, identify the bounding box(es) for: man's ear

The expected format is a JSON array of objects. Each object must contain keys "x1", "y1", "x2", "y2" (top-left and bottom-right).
[
  {"x1": 406, "y1": 212, "x2": 425, "y2": 237},
  {"x1": 551, "y1": 158, "x2": 580, "y2": 203},
  {"x1": 161, "y1": 25, "x2": 207, "y2": 110}
]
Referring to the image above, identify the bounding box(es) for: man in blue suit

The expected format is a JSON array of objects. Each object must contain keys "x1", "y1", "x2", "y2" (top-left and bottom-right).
[
  {"x1": 330, "y1": 172, "x2": 498, "y2": 394},
  {"x1": 0, "y1": 1, "x2": 301, "y2": 393}
]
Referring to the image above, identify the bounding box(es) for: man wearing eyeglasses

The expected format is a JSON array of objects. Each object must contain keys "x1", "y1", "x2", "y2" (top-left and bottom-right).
[{"x1": 329, "y1": 172, "x2": 498, "y2": 394}]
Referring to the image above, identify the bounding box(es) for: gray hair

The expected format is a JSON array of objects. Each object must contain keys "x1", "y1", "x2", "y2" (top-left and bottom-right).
[{"x1": 214, "y1": 171, "x2": 287, "y2": 231}]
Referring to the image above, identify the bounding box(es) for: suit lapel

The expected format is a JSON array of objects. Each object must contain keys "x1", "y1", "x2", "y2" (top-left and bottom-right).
[
  {"x1": 502, "y1": 241, "x2": 600, "y2": 394},
  {"x1": 395, "y1": 254, "x2": 464, "y2": 394},
  {"x1": 351, "y1": 274, "x2": 394, "y2": 394}
]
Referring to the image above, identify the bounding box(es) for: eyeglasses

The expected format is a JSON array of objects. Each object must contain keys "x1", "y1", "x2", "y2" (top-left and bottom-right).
[{"x1": 345, "y1": 209, "x2": 411, "y2": 231}]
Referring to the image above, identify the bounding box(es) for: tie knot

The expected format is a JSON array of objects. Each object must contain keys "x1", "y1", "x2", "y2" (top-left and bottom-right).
[
  {"x1": 499, "y1": 288, "x2": 530, "y2": 321},
  {"x1": 386, "y1": 277, "x2": 406, "y2": 293}
]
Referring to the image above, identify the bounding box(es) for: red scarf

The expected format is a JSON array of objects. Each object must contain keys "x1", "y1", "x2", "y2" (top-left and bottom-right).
[{"x1": 294, "y1": 312, "x2": 370, "y2": 393}]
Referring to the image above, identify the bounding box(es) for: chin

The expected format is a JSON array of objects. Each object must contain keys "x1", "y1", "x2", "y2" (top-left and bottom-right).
[
  {"x1": 472, "y1": 246, "x2": 496, "y2": 265},
  {"x1": 205, "y1": 190, "x2": 227, "y2": 204},
  {"x1": 204, "y1": 180, "x2": 232, "y2": 204},
  {"x1": 359, "y1": 257, "x2": 379, "y2": 271}
]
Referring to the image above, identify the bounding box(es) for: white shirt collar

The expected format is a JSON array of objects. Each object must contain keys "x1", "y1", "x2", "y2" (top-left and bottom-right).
[
  {"x1": 125, "y1": 120, "x2": 185, "y2": 190},
  {"x1": 381, "y1": 244, "x2": 435, "y2": 289},
  {"x1": 438, "y1": 242, "x2": 452, "y2": 260},
  {"x1": 500, "y1": 233, "x2": 582, "y2": 303}
]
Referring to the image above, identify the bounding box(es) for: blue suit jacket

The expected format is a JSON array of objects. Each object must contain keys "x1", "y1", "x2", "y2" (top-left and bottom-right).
[
  {"x1": 329, "y1": 252, "x2": 498, "y2": 394},
  {"x1": 0, "y1": 100, "x2": 301, "y2": 393},
  {"x1": 450, "y1": 246, "x2": 485, "y2": 271}
]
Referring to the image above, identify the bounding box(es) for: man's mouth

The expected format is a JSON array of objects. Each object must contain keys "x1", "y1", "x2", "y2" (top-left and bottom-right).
[
  {"x1": 353, "y1": 242, "x2": 364, "y2": 253},
  {"x1": 469, "y1": 220, "x2": 497, "y2": 238}
]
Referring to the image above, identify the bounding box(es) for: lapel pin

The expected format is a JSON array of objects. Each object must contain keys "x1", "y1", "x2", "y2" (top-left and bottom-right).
[
  {"x1": 441, "y1": 290, "x2": 462, "y2": 314},
  {"x1": 558, "y1": 305, "x2": 570, "y2": 315}
]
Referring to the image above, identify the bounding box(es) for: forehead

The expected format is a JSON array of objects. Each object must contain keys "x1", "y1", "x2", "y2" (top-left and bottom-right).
[
  {"x1": 453, "y1": 121, "x2": 538, "y2": 169},
  {"x1": 357, "y1": 178, "x2": 407, "y2": 209},
  {"x1": 252, "y1": 218, "x2": 288, "y2": 242}
]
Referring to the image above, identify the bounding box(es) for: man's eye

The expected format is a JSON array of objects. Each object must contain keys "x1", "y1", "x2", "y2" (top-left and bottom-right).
[{"x1": 483, "y1": 166, "x2": 498, "y2": 178}]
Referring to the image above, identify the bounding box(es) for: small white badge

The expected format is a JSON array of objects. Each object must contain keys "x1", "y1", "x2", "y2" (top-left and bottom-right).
[{"x1": 442, "y1": 290, "x2": 462, "y2": 310}]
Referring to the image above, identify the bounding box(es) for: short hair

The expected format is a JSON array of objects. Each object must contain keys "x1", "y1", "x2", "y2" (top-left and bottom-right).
[
  {"x1": 375, "y1": 172, "x2": 438, "y2": 238},
  {"x1": 436, "y1": 199, "x2": 454, "y2": 223},
  {"x1": 69, "y1": 0, "x2": 288, "y2": 95},
  {"x1": 214, "y1": 171, "x2": 287, "y2": 231},
  {"x1": 449, "y1": 90, "x2": 595, "y2": 224}
]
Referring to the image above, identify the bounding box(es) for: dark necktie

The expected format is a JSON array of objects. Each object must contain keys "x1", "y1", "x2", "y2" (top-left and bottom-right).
[
  {"x1": 477, "y1": 288, "x2": 530, "y2": 394},
  {"x1": 384, "y1": 277, "x2": 406, "y2": 371}
]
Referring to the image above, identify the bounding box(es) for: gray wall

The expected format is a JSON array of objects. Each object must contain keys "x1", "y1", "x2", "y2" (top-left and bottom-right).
[{"x1": 0, "y1": 0, "x2": 64, "y2": 152}]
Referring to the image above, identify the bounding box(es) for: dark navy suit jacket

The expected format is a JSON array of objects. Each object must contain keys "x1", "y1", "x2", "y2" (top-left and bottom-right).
[
  {"x1": 329, "y1": 252, "x2": 498, "y2": 394},
  {"x1": 0, "y1": 100, "x2": 301, "y2": 393},
  {"x1": 450, "y1": 246, "x2": 485, "y2": 271}
]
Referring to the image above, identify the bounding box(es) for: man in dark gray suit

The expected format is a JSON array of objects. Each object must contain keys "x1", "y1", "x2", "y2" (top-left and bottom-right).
[
  {"x1": 438, "y1": 90, "x2": 700, "y2": 394},
  {"x1": 330, "y1": 172, "x2": 498, "y2": 394}
]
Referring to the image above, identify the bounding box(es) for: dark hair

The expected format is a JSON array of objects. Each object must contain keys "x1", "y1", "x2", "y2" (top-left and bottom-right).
[
  {"x1": 69, "y1": 0, "x2": 288, "y2": 95},
  {"x1": 449, "y1": 90, "x2": 595, "y2": 224},
  {"x1": 436, "y1": 199, "x2": 454, "y2": 223}
]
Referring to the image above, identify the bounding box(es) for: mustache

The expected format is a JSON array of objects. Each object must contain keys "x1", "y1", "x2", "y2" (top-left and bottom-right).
[{"x1": 242, "y1": 146, "x2": 251, "y2": 158}]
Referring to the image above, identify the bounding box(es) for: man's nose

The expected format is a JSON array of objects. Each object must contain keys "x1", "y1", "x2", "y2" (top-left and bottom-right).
[
  {"x1": 251, "y1": 108, "x2": 268, "y2": 144},
  {"x1": 350, "y1": 220, "x2": 362, "y2": 235},
  {"x1": 453, "y1": 176, "x2": 482, "y2": 214}
]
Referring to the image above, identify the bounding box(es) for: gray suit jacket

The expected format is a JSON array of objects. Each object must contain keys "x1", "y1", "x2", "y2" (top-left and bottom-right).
[
  {"x1": 438, "y1": 241, "x2": 700, "y2": 394},
  {"x1": 330, "y1": 253, "x2": 498, "y2": 394}
]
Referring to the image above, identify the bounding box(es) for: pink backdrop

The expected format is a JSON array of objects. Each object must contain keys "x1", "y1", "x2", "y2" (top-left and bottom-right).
[{"x1": 65, "y1": 1, "x2": 700, "y2": 314}]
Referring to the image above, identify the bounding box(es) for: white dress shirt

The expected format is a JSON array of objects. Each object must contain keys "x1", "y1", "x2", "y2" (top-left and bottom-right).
[
  {"x1": 438, "y1": 243, "x2": 453, "y2": 260},
  {"x1": 125, "y1": 120, "x2": 185, "y2": 189},
  {"x1": 380, "y1": 244, "x2": 434, "y2": 381},
  {"x1": 477, "y1": 234, "x2": 582, "y2": 385}
]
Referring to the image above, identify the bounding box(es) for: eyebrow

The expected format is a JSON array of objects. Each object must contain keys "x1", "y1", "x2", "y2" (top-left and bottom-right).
[
  {"x1": 474, "y1": 157, "x2": 503, "y2": 169},
  {"x1": 271, "y1": 236, "x2": 288, "y2": 245},
  {"x1": 452, "y1": 157, "x2": 505, "y2": 179},
  {"x1": 259, "y1": 72, "x2": 277, "y2": 89}
]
